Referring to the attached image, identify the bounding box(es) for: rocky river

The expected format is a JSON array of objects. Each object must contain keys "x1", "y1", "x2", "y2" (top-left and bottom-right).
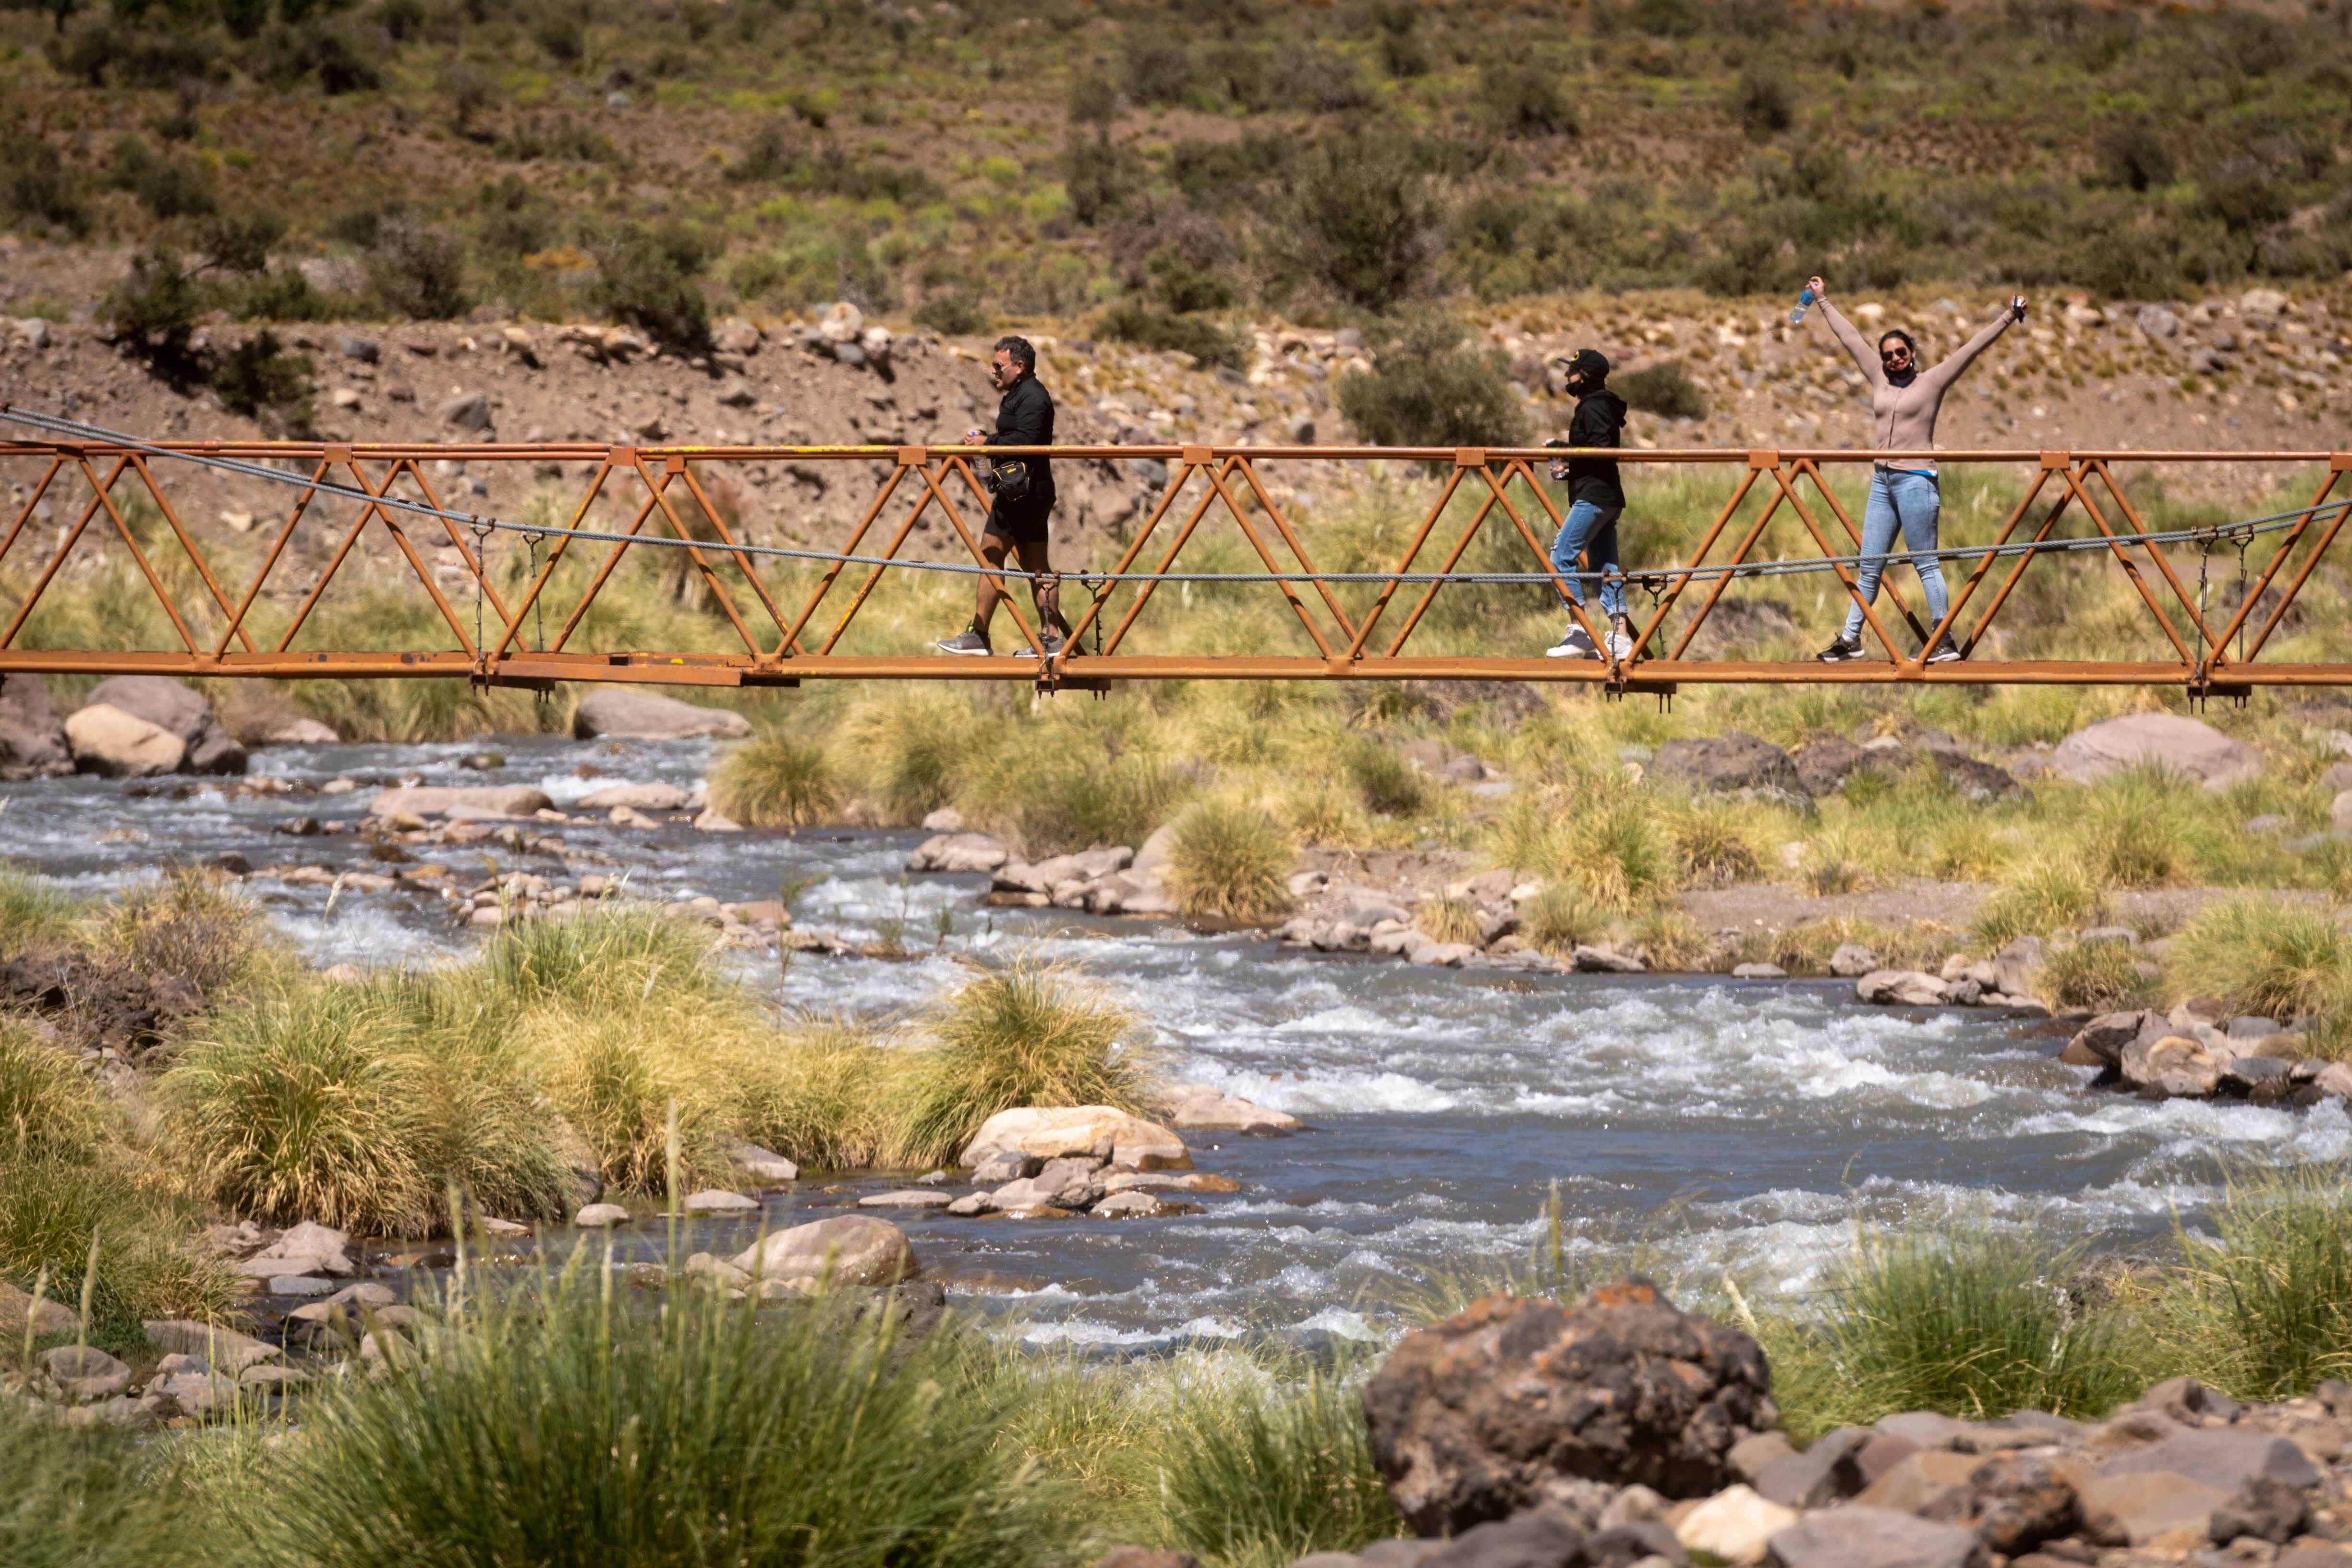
[{"x1": 6, "y1": 728, "x2": 2347, "y2": 1350}]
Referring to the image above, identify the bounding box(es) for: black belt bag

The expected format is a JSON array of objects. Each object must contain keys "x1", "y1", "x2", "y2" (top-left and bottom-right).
[{"x1": 985, "y1": 457, "x2": 1032, "y2": 502}]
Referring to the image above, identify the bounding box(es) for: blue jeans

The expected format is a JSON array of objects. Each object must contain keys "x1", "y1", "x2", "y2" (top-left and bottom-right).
[
  {"x1": 1550, "y1": 500, "x2": 1625, "y2": 619},
  {"x1": 1841, "y1": 469, "x2": 1948, "y2": 641}
]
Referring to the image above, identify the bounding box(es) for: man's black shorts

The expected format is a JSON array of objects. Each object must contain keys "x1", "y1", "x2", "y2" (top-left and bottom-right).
[{"x1": 984, "y1": 491, "x2": 1055, "y2": 547}]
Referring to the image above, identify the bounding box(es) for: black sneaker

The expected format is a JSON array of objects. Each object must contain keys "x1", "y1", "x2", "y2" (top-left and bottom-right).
[
  {"x1": 934, "y1": 628, "x2": 993, "y2": 656},
  {"x1": 1817, "y1": 635, "x2": 1866, "y2": 662},
  {"x1": 1546, "y1": 625, "x2": 1600, "y2": 659},
  {"x1": 1924, "y1": 635, "x2": 1964, "y2": 664}
]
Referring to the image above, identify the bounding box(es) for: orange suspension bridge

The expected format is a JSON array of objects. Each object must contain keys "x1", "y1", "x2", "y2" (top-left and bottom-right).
[{"x1": 2, "y1": 406, "x2": 2348, "y2": 700}]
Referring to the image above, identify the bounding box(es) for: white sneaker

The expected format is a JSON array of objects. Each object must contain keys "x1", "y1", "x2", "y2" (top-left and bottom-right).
[
  {"x1": 1605, "y1": 630, "x2": 1635, "y2": 661},
  {"x1": 1547, "y1": 626, "x2": 1600, "y2": 659}
]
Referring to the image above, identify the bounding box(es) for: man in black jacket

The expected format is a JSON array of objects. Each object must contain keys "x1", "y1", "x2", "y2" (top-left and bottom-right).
[
  {"x1": 1542, "y1": 349, "x2": 1634, "y2": 661},
  {"x1": 934, "y1": 335, "x2": 1075, "y2": 656}
]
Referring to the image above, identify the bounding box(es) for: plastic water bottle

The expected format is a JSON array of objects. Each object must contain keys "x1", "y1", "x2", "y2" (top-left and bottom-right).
[{"x1": 1789, "y1": 285, "x2": 1816, "y2": 326}]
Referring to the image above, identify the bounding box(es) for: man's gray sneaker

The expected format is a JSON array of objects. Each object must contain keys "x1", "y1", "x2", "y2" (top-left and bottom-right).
[
  {"x1": 1033, "y1": 630, "x2": 1067, "y2": 657},
  {"x1": 1924, "y1": 635, "x2": 1964, "y2": 664},
  {"x1": 934, "y1": 629, "x2": 993, "y2": 656},
  {"x1": 1817, "y1": 635, "x2": 1866, "y2": 662},
  {"x1": 1547, "y1": 625, "x2": 1600, "y2": 659}
]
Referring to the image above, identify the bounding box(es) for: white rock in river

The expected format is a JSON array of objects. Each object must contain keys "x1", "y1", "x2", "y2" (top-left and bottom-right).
[
  {"x1": 958, "y1": 1106, "x2": 1191, "y2": 1172},
  {"x1": 574, "y1": 1203, "x2": 631, "y2": 1228},
  {"x1": 571, "y1": 687, "x2": 751, "y2": 741},
  {"x1": 1159, "y1": 1082, "x2": 1300, "y2": 1133},
  {"x1": 857, "y1": 1190, "x2": 955, "y2": 1210},
  {"x1": 1856, "y1": 969, "x2": 1952, "y2": 1006},
  {"x1": 681, "y1": 1189, "x2": 759, "y2": 1214},
  {"x1": 577, "y1": 782, "x2": 691, "y2": 812},
  {"x1": 64, "y1": 704, "x2": 185, "y2": 778},
  {"x1": 728, "y1": 1215, "x2": 916, "y2": 1287},
  {"x1": 729, "y1": 1142, "x2": 799, "y2": 1181}
]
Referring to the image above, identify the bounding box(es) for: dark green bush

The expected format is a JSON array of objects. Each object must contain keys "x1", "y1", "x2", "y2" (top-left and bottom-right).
[
  {"x1": 210, "y1": 330, "x2": 315, "y2": 433},
  {"x1": 1145, "y1": 241, "x2": 1234, "y2": 314},
  {"x1": 366, "y1": 216, "x2": 471, "y2": 319},
  {"x1": 1734, "y1": 67, "x2": 1795, "y2": 137},
  {"x1": 0, "y1": 131, "x2": 85, "y2": 237},
  {"x1": 531, "y1": 3, "x2": 586, "y2": 63},
  {"x1": 1066, "y1": 130, "x2": 1142, "y2": 226},
  {"x1": 1171, "y1": 133, "x2": 1296, "y2": 211},
  {"x1": 1479, "y1": 61, "x2": 1576, "y2": 137},
  {"x1": 1098, "y1": 303, "x2": 1246, "y2": 370},
  {"x1": 593, "y1": 220, "x2": 717, "y2": 346},
  {"x1": 250, "y1": 20, "x2": 383, "y2": 93},
  {"x1": 1614, "y1": 359, "x2": 1707, "y2": 420},
  {"x1": 1124, "y1": 37, "x2": 1205, "y2": 105},
  {"x1": 1367, "y1": 0, "x2": 1426, "y2": 77},
  {"x1": 230, "y1": 267, "x2": 340, "y2": 322},
  {"x1": 102, "y1": 247, "x2": 201, "y2": 358},
  {"x1": 2097, "y1": 121, "x2": 2175, "y2": 192},
  {"x1": 727, "y1": 119, "x2": 799, "y2": 183},
  {"x1": 109, "y1": 137, "x2": 214, "y2": 222},
  {"x1": 914, "y1": 291, "x2": 990, "y2": 336},
  {"x1": 46, "y1": 17, "x2": 218, "y2": 89},
  {"x1": 1285, "y1": 131, "x2": 1443, "y2": 311},
  {"x1": 1067, "y1": 69, "x2": 1119, "y2": 123},
  {"x1": 194, "y1": 208, "x2": 285, "y2": 275},
  {"x1": 495, "y1": 115, "x2": 620, "y2": 163},
  {"x1": 1336, "y1": 312, "x2": 1532, "y2": 450}
]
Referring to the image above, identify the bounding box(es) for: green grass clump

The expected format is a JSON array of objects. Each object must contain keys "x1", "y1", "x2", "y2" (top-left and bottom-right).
[
  {"x1": 254, "y1": 1263, "x2": 1071, "y2": 1568},
  {"x1": 0, "y1": 1024, "x2": 108, "y2": 1155},
  {"x1": 1971, "y1": 855, "x2": 2108, "y2": 950},
  {"x1": 2154, "y1": 1164, "x2": 2352, "y2": 1400},
  {"x1": 1163, "y1": 801, "x2": 1296, "y2": 924},
  {"x1": 0, "y1": 1404, "x2": 200, "y2": 1568},
  {"x1": 898, "y1": 958, "x2": 1156, "y2": 1167},
  {"x1": 1764, "y1": 1224, "x2": 2138, "y2": 1435},
  {"x1": 0, "y1": 868, "x2": 80, "y2": 949},
  {"x1": 2038, "y1": 938, "x2": 2160, "y2": 1012},
  {"x1": 1414, "y1": 894, "x2": 1483, "y2": 947},
  {"x1": 96, "y1": 865, "x2": 267, "y2": 996},
  {"x1": 1155, "y1": 1362, "x2": 1402, "y2": 1568},
  {"x1": 1516, "y1": 884, "x2": 1600, "y2": 958},
  {"x1": 727, "y1": 1014, "x2": 914, "y2": 1174},
  {"x1": 710, "y1": 730, "x2": 838, "y2": 827},
  {"x1": 1343, "y1": 739, "x2": 1428, "y2": 818},
  {"x1": 2169, "y1": 896, "x2": 2352, "y2": 1047}
]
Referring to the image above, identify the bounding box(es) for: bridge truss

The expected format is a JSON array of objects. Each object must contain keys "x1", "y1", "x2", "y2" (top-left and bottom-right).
[{"x1": 0, "y1": 424, "x2": 2347, "y2": 696}]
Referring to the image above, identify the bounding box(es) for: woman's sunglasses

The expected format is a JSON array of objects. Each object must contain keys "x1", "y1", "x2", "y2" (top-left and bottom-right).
[{"x1": 1880, "y1": 347, "x2": 1912, "y2": 363}]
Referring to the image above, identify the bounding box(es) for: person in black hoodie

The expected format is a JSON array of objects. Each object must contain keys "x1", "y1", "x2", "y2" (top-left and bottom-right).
[
  {"x1": 1542, "y1": 349, "x2": 1634, "y2": 661},
  {"x1": 934, "y1": 335, "x2": 1076, "y2": 656}
]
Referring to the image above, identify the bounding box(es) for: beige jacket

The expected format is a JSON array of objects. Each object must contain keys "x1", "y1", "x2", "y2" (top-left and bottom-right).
[{"x1": 1819, "y1": 300, "x2": 2014, "y2": 471}]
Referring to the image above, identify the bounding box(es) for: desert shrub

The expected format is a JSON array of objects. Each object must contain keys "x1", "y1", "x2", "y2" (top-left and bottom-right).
[
  {"x1": 0, "y1": 130, "x2": 87, "y2": 237},
  {"x1": 210, "y1": 330, "x2": 315, "y2": 433},
  {"x1": 1765, "y1": 1224, "x2": 2137, "y2": 1434},
  {"x1": 1158, "y1": 1363, "x2": 1402, "y2": 1568},
  {"x1": 711, "y1": 731, "x2": 837, "y2": 827},
  {"x1": 1732, "y1": 67, "x2": 1795, "y2": 136},
  {"x1": 1517, "y1": 883, "x2": 1601, "y2": 956},
  {"x1": 108, "y1": 136, "x2": 214, "y2": 221},
  {"x1": 593, "y1": 219, "x2": 717, "y2": 346},
  {"x1": 193, "y1": 207, "x2": 286, "y2": 276},
  {"x1": 1479, "y1": 61, "x2": 1576, "y2": 137},
  {"x1": 914, "y1": 290, "x2": 989, "y2": 337},
  {"x1": 530, "y1": 5, "x2": 586, "y2": 63},
  {"x1": 1414, "y1": 894, "x2": 1483, "y2": 947},
  {"x1": 1069, "y1": 70, "x2": 1120, "y2": 123},
  {"x1": 103, "y1": 247, "x2": 201, "y2": 358},
  {"x1": 1098, "y1": 302, "x2": 1246, "y2": 370},
  {"x1": 1561, "y1": 796, "x2": 1675, "y2": 914},
  {"x1": 1672, "y1": 802, "x2": 1759, "y2": 888},
  {"x1": 259, "y1": 1280, "x2": 1070, "y2": 1568},
  {"x1": 230, "y1": 266, "x2": 340, "y2": 322},
  {"x1": 1342, "y1": 739, "x2": 1428, "y2": 817},
  {"x1": 2156, "y1": 1164, "x2": 2352, "y2": 1399},
  {"x1": 2097, "y1": 120, "x2": 2176, "y2": 192},
  {"x1": 2169, "y1": 897, "x2": 2352, "y2": 1045},
  {"x1": 1971, "y1": 855, "x2": 2106, "y2": 949},
  {"x1": 366, "y1": 215, "x2": 471, "y2": 320},
  {"x1": 1164, "y1": 800, "x2": 1295, "y2": 924},
  {"x1": 897, "y1": 958, "x2": 1154, "y2": 1167},
  {"x1": 1337, "y1": 313, "x2": 1532, "y2": 449},
  {"x1": 1066, "y1": 129, "x2": 1143, "y2": 226},
  {"x1": 1285, "y1": 131, "x2": 1443, "y2": 311},
  {"x1": 97, "y1": 865, "x2": 266, "y2": 996},
  {"x1": 1614, "y1": 360, "x2": 1707, "y2": 420},
  {"x1": 2038, "y1": 938, "x2": 2159, "y2": 1011}
]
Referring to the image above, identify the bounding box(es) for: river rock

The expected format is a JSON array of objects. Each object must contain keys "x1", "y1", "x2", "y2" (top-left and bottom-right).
[
  {"x1": 40, "y1": 1345, "x2": 131, "y2": 1402},
  {"x1": 2120, "y1": 1034, "x2": 2219, "y2": 1095},
  {"x1": 0, "y1": 1278, "x2": 77, "y2": 1335},
  {"x1": 857, "y1": 1189, "x2": 955, "y2": 1210},
  {"x1": 2049, "y1": 713, "x2": 2259, "y2": 790},
  {"x1": 577, "y1": 782, "x2": 690, "y2": 811},
  {"x1": 0, "y1": 673, "x2": 72, "y2": 778},
  {"x1": 682, "y1": 1189, "x2": 759, "y2": 1213},
  {"x1": 1991, "y1": 937, "x2": 2043, "y2": 1000},
  {"x1": 1828, "y1": 943, "x2": 1878, "y2": 978},
  {"x1": 82, "y1": 675, "x2": 246, "y2": 773},
  {"x1": 1854, "y1": 1451, "x2": 1983, "y2": 1515},
  {"x1": 144, "y1": 1319, "x2": 282, "y2": 1372},
  {"x1": 1571, "y1": 944, "x2": 1645, "y2": 973},
  {"x1": 1160, "y1": 1082, "x2": 1300, "y2": 1132},
  {"x1": 153, "y1": 1368, "x2": 242, "y2": 1419},
  {"x1": 730, "y1": 1141, "x2": 799, "y2": 1181},
  {"x1": 2079, "y1": 1471, "x2": 2233, "y2": 1546},
  {"x1": 574, "y1": 1203, "x2": 631, "y2": 1227},
  {"x1": 2101, "y1": 1427, "x2": 2320, "y2": 1493},
  {"x1": 1857, "y1": 970, "x2": 1951, "y2": 1006},
  {"x1": 1763, "y1": 1507, "x2": 1988, "y2": 1568},
  {"x1": 571, "y1": 687, "x2": 751, "y2": 740},
  {"x1": 909, "y1": 832, "x2": 1011, "y2": 874},
  {"x1": 1651, "y1": 733, "x2": 1806, "y2": 802},
  {"x1": 1361, "y1": 1277, "x2": 1777, "y2": 1534},
  {"x1": 1676, "y1": 1485, "x2": 1798, "y2": 1566},
  {"x1": 2063, "y1": 1011, "x2": 2146, "y2": 1067},
  {"x1": 235, "y1": 1220, "x2": 353, "y2": 1277},
  {"x1": 367, "y1": 784, "x2": 555, "y2": 819},
  {"x1": 1920, "y1": 1451, "x2": 2078, "y2": 1556},
  {"x1": 1422, "y1": 1505, "x2": 1586, "y2": 1568},
  {"x1": 1754, "y1": 1427, "x2": 1868, "y2": 1508},
  {"x1": 960, "y1": 1106, "x2": 1191, "y2": 1171},
  {"x1": 1929, "y1": 752, "x2": 2024, "y2": 803},
  {"x1": 1091, "y1": 1190, "x2": 1200, "y2": 1218},
  {"x1": 728, "y1": 1214, "x2": 916, "y2": 1288},
  {"x1": 65, "y1": 703, "x2": 186, "y2": 777}
]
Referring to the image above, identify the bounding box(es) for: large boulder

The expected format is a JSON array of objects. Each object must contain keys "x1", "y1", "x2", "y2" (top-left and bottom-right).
[
  {"x1": 571, "y1": 688, "x2": 751, "y2": 741},
  {"x1": 367, "y1": 784, "x2": 554, "y2": 819},
  {"x1": 728, "y1": 1215, "x2": 915, "y2": 1287},
  {"x1": 82, "y1": 675, "x2": 245, "y2": 774},
  {"x1": 1856, "y1": 970, "x2": 1952, "y2": 1007},
  {"x1": 1792, "y1": 736, "x2": 1869, "y2": 796},
  {"x1": 2049, "y1": 713, "x2": 2258, "y2": 790},
  {"x1": 1360, "y1": 1277, "x2": 1778, "y2": 1535},
  {"x1": 2099, "y1": 1428, "x2": 2320, "y2": 1494},
  {"x1": 959, "y1": 1106, "x2": 1191, "y2": 1171},
  {"x1": 908, "y1": 832, "x2": 1011, "y2": 874},
  {"x1": 2120, "y1": 1034, "x2": 2219, "y2": 1096},
  {"x1": 577, "y1": 782, "x2": 691, "y2": 812},
  {"x1": 0, "y1": 1278, "x2": 77, "y2": 1336},
  {"x1": 143, "y1": 1319, "x2": 283, "y2": 1372},
  {"x1": 0, "y1": 673, "x2": 72, "y2": 779},
  {"x1": 65, "y1": 704, "x2": 185, "y2": 777},
  {"x1": 1650, "y1": 734, "x2": 1806, "y2": 802}
]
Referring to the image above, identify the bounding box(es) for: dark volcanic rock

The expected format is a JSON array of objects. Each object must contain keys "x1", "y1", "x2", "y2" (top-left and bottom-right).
[
  {"x1": 1921, "y1": 1452, "x2": 2080, "y2": 1556},
  {"x1": 1792, "y1": 736, "x2": 1869, "y2": 796},
  {"x1": 1361, "y1": 1276, "x2": 1777, "y2": 1536},
  {"x1": 0, "y1": 673, "x2": 71, "y2": 780},
  {"x1": 1651, "y1": 733, "x2": 1806, "y2": 801}
]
